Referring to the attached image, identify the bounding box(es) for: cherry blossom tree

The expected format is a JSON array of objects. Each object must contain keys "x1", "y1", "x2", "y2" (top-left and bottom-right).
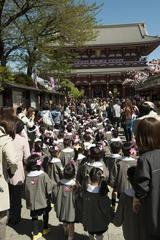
[{"x1": 123, "y1": 59, "x2": 160, "y2": 88}]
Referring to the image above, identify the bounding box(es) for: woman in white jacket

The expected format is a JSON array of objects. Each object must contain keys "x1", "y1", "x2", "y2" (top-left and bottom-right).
[
  {"x1": 9, "y1": 119, "x2": 30, "y2": 224},
  {"x1": 0, "y1": 111, "x2": 17, "y2": 240}
]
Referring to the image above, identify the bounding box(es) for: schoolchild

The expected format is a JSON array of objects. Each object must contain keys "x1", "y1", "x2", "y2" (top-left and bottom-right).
[
  {"x1": 33, "y1": 138, "x2": 49, "y2": 173},
  {"x1": 110, "y1": 128, "x2": 122, "y2": 144},
  {"x1": 95, "y1": 131, "x2": 107, "y2": 154},
  {"x1": 103, "y1": 124, "x2": 113, "y2": 142},
  {"x1": 74, "y1": 145, "x2": 86, "y2": 166},
  {"x1": 47, "y1": 145, "x2": 63, "y2": 203},
  {"x1": 27, "y1": 125, "x2": 38, "y2": 151},
  {"x1": 106, "y1": 141, "x2": 122, "y2": 185},
  {"x1": 38, "y1": 125, "x2": 46, "y2": 143},
  {"x1": 115, "y1": 142, "x2": 137, "y2": 197},
  {"x1": 60, "y1": 138, "x2": 75, "y2": 166},
  {"x1": 82, "y1": 167, "x2": 113, "y2": 240},
  {"x1": 105, "y1": 141, "x2": 122, "y2": 210},
  {"x1": 76, "y1": 146, "x2": 108, "y2": 188},
  {"x1": 113, "y1": 166, "x2": 144, "y2": 240},
  {"x1": 56, "y1": 131, "x2": 64, "y2": 150},
  {"x1": 41, "y1": 134, "x2": 50, "y2": 159},
  {"x1": 42, "y1": 130, "x2": 56, "y2": 171},
  {"x1": 25, "y1": 154, "x2": 53, "y2": 240},
  {"x1": 65, "y1": 123, "x2": 73, "y2": 139},
  {"x1": 55, "y1": 162, "x2": 78, "y2": 240},
  {"x1": 32, "y1": 139, "x2": 43, "y2": 157},
  {"x1": 96, "y1": 117, "x2": 103, "y2": 129},
  {"x1": 83, "y1": 133, "x2": 93, "y2": 150}
]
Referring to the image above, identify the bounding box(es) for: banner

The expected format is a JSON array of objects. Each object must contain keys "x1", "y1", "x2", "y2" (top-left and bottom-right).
[
  {"x1": 31, "y1": 69, "x2": 38, "y2": 88},
  {"x1": 49, "y1": 76, "x2": 56, "y2": 93}
]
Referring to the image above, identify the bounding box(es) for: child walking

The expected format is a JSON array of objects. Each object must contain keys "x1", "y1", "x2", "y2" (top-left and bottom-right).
[
  {"x1": 25, "y1": 154, "x2": 53, "y2": 240},
  {"x1": 113, "y1": 166, "x2": 145, "y2": 240},
  {"x1": 48, "y1": 145, "x2": 63, "y2": 184},
  {"x1": 60, "y1": 138, "x2": 75, "y2": 166},
  {"x1": 32, "y1": 138, "x2": 49, "y2": 173},
  {"x1": 106, "y1": 141, "x2": 122, "y2": 210},
  {"x1": 115, "y1": 142, "x2": 137, "y2": 198},
  {"x1": 55, "y1": 161, "x2": 78, "y2": 240},
  {"x1": 47, "y1": 145, "x2": 63, "y2": 204},
  {"x1": 110, "y1": 128, "x2": 122, "y2": 144},
  {"x1": 82, "y1": 167, "x2": 113, "y2": 240}
]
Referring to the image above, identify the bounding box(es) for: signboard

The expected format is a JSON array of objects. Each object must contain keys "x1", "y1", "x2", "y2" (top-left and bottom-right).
[
  {"x1": 74, "y1": 58, "x2": 146, "y2": 68},
  {"x1": 12, "y1": 90, "x2": 23, "y2": 107},
  {"x1": 30, "y1": 92, "x2": 37, "y2": 108}
]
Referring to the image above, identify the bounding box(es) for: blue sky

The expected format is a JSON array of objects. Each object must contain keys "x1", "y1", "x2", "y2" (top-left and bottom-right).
[{"x1": 87, "y1": 0, "x2": 160, "y2": 60}]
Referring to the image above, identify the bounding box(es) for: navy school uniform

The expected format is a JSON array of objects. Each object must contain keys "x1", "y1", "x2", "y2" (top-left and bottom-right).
[{"x1": 82, "y1": 184, "x2": 114, "y2": 234}]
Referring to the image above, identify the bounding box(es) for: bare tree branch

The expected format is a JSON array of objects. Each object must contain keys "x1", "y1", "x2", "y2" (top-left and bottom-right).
[
  {"x1": 0, "y1": 0, "x2": 5, "y2": 21},
  {"x1": 3, "y1": 1, "x2": 34, "y2": 28}
]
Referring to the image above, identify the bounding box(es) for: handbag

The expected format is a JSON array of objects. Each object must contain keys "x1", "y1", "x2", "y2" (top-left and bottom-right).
[{"x1": 42, "y1": 110, "x2": 53, "y2": 126}]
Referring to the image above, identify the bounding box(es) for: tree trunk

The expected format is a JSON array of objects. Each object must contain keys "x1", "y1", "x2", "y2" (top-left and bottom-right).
[
  {"x1": 27, "y1": 64, "x2": 33, "y2": 77},
  {"x1": 27, "y1": 51, "x2": 37, "y2": 77},
  {"x1": 1, "y1": 55, "x2": 7, "y2": 66},
  {"x1": 0, "y1": 1, "x2": 6, "y2": 66},
  {"x1": 0, "y1": 35, "x2": 6, "y2": 66}
]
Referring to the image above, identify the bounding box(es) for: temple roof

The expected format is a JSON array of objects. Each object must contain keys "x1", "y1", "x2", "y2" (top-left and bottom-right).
[
  {"x1": 85, "y1": 23, "x2": 160, "y2": 46},
  {"x1": 4, "y1": 82, "x2": 64, "y2": 95}
]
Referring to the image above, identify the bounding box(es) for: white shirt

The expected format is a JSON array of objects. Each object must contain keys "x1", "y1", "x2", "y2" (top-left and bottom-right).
[{"x1": 113, "y1": 104, "x2": 121, "y2": 118}]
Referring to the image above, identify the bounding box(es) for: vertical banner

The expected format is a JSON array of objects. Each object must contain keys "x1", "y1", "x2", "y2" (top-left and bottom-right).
[
  {"x1": 31, "y1": 69, "x2": 38, "y2": 88},
  {"x1": 49, "y1": 76, "x2": 56, "y2": 93}
]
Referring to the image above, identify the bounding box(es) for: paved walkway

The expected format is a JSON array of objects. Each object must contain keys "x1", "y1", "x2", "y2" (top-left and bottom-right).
[{"x1": 6, "y1": 199, "x2": 124, "y2": 240}]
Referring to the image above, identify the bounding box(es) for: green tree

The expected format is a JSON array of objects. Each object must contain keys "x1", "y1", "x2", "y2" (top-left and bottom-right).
[
  {"x1": 62, "y1": 79, "x2": 84, "y2": 99},
  {"x1": 0, "y1": 66, "x2": 14, "y2": 91},
  {"x1": 14, "y1": 72, "x2": 33, "y2": 86},
  {"x1": 0, "y1": 0, "x2": 100, "y2": 75},
  {"x1": 0, "y1": 0, "x2": 37, "y2": 66}
]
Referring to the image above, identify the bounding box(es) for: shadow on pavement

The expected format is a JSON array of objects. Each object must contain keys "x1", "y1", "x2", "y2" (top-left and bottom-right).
[
  {"x1": 8, "y1": 218, "x2": 31, "y2": 238},
  {"x1": 8, "y1": 218, "x2": 88, "y2": 240}
]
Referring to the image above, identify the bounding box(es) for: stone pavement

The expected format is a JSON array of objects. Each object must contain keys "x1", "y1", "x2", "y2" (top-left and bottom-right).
[{"x1": 6, "y1": 199, "x2": 124, "y2": 240}]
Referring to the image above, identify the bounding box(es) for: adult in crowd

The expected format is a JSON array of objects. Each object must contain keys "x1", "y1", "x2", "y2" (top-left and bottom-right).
[
  {"x1": 132, "y1": 100, "x2": 139, "y2": 117},
  {"x1": 133, "y1": 117, "x2": 160, "y2": 240},
  {"x1": 0, "y1": 107, "x2": 16, "y2": 118},
  {"x1": 39, "y1": 103, "x2": 54, "y2": 127},
  {"x1": 9, "y1": 119, "x2": 30, "y2": 224},
  {"x1": 27, "y1": 107, "x2": 36, "y2": 121},
  {"x1": 17, "y1": 106, "x2": 35, "y2": 142},
  {"x1": 106, "y1": 101, "x2": 114, "y2": 124},
  {"x1": 26, "y1": 107, "x2": 37, "y2": 150},
  {"x1": 138, "y1": 101, "x2": 160, "y2": 120},
  {"x1": 122, "y1": 99, "x2": 133, "y2": 142},
  {"x1": 64, "y1": 103, "x2": 71, "y2": 119},
  {"x1": 50, "y1": 105, "x2": 62, "y2": 129},
  {"x1": 17, "y1": 106, "x2": 35, "y2": 129},
  {"x1": 90, "y1": 100, "x2": 97, "y2": 114},
  {"x1": 0, "y1": 110, "x2": 17, "y2": 240},
  {"x1": 132, "y1": 101, "x2": 160, "y2": 134},
  {"x1": 113, "y1": 99, "x2": 121, "y2": 128}
]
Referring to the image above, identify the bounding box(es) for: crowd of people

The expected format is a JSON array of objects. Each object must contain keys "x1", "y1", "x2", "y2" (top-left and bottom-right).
[{"x1": 0, "y1": 97, "x2": 160, "y2": 240}]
